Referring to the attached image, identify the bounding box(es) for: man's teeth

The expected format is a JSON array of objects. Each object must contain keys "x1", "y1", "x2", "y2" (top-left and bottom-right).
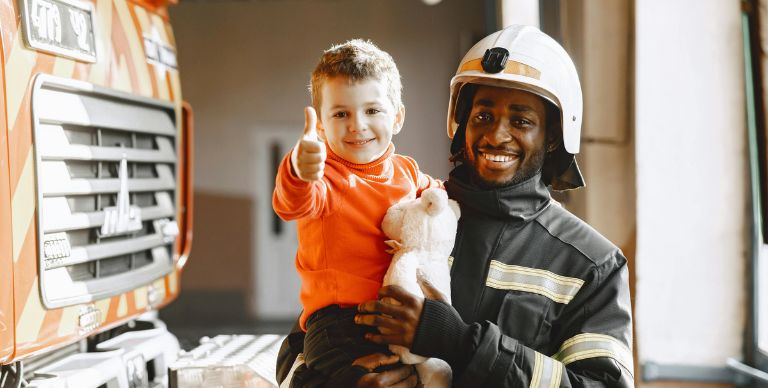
[{"x1": 482, "y1": 153, "x2": 514, "y2": 162}]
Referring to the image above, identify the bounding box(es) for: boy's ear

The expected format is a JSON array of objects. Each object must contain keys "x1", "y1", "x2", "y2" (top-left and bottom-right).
[
  {"x1": 316, "y1": 119, "x2": 327, "y2": 142},
  {"x1": 393, "y1": 105, "x2": 405, "y2": 135}
]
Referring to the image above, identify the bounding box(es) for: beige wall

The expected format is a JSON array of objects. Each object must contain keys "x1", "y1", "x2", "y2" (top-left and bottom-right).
[
  {"x1": 551, "y1": 0, "x2": 636, "y2": 254},
  {"x1": 171, "y1": 0, "x2": 486, "y2": 197},
  {"x1": 635, "y1": 0, "x2": 747, "y2": 369}
]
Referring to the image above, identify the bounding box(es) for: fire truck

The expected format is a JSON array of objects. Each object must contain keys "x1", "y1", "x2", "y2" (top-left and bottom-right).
[{"x1": 0, "y1": 0, "x2": 195, "y2": 385}]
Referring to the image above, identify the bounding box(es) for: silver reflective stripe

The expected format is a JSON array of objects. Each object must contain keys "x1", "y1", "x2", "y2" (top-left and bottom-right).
[
  {"x1": 448, "y1": 256, "x2": 454, "y2": 268},
  {"x1": 485, "y1": 261, "x2": 584, "y2": 304},
  {"x1": 554, "y1": 333, "x2": 634, "y2": 376},
  {"x1": 280, "y1": 353, "x2": 306, "y2": 388},
  {"x1": 529, "y1": 351, "x2": 564, "y2": 388}
]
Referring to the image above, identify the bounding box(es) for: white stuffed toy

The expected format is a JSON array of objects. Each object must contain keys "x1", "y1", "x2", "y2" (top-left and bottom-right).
[{"x1": 381, "y1": 187, "x2": 460, "y2": 388}]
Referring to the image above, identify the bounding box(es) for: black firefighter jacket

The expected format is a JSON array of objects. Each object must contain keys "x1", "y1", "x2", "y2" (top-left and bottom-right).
[
  {"x1": 275, "y1": 165, "x2": 635, "y2": 388},
  {"x1": 410, "y1": 165, "x2": 635, "y2": 387}
]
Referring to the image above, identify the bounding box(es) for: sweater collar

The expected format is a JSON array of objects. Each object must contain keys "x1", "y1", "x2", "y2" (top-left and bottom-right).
[
  {"x1": 445, "y1": 164, "x2": 551, "y2": 221},
  {"x1": 326, "y1": 142, "x2": 395, "y2": 179}
]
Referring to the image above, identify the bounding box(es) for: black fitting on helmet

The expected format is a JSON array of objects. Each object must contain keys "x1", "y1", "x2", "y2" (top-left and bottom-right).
[{"x1": 481, "y1": 47, "x2": 509, "y2": 74}]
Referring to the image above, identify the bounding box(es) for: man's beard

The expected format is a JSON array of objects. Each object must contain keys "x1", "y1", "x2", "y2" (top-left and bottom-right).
[{"x1": 468, "y1": 146, "x2": 546, "y2": 189}]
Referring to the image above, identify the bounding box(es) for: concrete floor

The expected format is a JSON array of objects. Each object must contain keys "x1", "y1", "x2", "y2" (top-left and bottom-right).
[{"x1": 159, "y1": 290, "x2": 295, "y2": 350}]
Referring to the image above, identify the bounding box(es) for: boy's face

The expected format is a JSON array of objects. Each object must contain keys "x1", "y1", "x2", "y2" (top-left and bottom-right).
[{"x1": 318, "y1": 76, "x2": 403, "y2": 164}]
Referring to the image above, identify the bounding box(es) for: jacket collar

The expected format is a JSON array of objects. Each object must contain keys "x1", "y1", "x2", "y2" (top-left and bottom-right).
[{"x1": 445, "y1": 164, "x2": 551, "y2": 221}]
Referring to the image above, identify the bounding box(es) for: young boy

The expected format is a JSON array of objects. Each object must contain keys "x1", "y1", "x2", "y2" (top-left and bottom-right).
[{"x1": 272, "y1": 39, "x2": 440, "y2": 386}]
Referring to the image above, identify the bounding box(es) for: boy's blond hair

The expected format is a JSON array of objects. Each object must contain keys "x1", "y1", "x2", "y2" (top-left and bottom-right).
[{"x1": 310, "y1": 39, "x2": 403, "y2": 113}]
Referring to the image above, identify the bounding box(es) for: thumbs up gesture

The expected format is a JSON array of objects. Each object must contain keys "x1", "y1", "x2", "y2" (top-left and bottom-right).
[{"x1": 291, "y1": 107, "x2": 326, "y2": 182}]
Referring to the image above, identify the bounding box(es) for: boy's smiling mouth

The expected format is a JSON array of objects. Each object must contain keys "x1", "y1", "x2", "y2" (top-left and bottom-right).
[{"x1": 345, "y1": 138, "x2": 375, "y2": 146}]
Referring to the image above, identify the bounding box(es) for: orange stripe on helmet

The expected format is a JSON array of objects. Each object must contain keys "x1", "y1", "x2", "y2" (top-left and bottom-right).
[{"x1": 459, "y1": 58, "x2": 541, "y2": 80}]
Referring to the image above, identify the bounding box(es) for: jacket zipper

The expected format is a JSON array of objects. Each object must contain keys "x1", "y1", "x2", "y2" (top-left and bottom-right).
[{"x1": 472, "y1": 220, "x2": 509, "y2": 321}]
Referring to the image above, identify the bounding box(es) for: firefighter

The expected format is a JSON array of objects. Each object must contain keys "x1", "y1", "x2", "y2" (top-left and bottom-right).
[{"x1": 278, "y1": 24, "x2": 634, "y2": 388}]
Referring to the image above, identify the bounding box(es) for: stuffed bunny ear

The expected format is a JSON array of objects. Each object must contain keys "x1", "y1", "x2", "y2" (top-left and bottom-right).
[
  {"x1": 422, "y1": 188, "x2": 447, "y2": 217},
  {"x1": 448, "y1": 199, "x2": 461, "y2": 219}
]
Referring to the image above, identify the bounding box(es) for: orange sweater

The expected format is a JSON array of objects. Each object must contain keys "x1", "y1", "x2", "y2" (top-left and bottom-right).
[{"x1": 272, "y1": 144, "x2": 440, "y2": 330}]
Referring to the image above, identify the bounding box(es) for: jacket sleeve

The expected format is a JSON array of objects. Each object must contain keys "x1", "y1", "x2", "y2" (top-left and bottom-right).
[
  {"x1": 412, "y1": 254, "x2": 634, "y2": 388},
  {"x1": 272, "y1": 148, "x2": 339, "y2": 220},
  {"x1": 400, "y1": 155, "x2": 443, "y2": 194}
]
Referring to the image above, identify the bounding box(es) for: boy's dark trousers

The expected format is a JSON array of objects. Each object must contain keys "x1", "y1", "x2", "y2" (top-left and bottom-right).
[{"x1": 289, "y1": 304, "x2": 399, "y2": 387}]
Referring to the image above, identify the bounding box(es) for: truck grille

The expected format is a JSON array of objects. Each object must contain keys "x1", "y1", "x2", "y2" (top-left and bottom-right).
[{"x1": 32, "y1": 75, "x2": 179, "y2": 308}]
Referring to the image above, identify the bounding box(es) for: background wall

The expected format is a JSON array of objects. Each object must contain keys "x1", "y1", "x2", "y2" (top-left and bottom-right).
[
  {"x1": 163, "y1": 0, "x2": 486, "y2": 325},
  {"x1": 635, "y1": 0, "x2": 747, "y2": 369}
]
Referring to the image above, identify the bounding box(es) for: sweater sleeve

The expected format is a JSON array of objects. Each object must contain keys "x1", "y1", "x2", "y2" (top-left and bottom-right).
[
  {"x1": 272, "y1": 149, "x2": 337, "y2": 220},
  {"x1": 412, "y1": 254, "x2": 634, "y2": 388},
  {"x1": 400, "y1": 155, "x2": 443, "y2": 195},
  {"x1": 416, "y1": 170, "x2": 443, "y2": 194}
]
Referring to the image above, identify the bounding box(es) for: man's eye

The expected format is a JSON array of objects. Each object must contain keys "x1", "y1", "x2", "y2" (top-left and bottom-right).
[
  {"x1": 333, "y1": 111, "x2": 348, "y2": 118},
  {"x1": 474, "y1": 112, "x2": 493, "y2": 122},
  {"x1": 512, "y1": 118, "x2": 533, "y2": 127}
]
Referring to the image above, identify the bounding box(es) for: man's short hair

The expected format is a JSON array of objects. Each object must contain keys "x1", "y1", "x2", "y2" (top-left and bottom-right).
[{"x1": 310, "y1": 39, "x2": 403, "y2": 112}]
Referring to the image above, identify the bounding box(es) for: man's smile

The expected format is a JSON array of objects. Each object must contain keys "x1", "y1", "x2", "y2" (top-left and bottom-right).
[{"x1": 480, "y1": 152, "x2": 519, "y2": 163}]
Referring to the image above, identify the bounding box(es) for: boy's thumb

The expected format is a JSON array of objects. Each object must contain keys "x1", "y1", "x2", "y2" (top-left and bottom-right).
[{"x1": 303, "y1": 106, "x2": 319, "y2": 141}]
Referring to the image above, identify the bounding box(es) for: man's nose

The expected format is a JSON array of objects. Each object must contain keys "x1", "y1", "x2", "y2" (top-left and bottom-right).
[{"x1": 485, "y1": 120, "x2": 513, "y2": 145}]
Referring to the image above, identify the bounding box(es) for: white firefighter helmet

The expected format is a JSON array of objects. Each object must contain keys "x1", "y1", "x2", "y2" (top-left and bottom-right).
[{"x1": 448, "y1": 25, "x2": 585, "y2": 189}]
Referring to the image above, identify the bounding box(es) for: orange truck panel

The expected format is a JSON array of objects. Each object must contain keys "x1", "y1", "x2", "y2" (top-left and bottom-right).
[
  {"x1": 0, "y1": 19, "x2": 13, "y2": 363},
  {"x1": 0, "y1": 0, "x2": 190, "y2": 364}
]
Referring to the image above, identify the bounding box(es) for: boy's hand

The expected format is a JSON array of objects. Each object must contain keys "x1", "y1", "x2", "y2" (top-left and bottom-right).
[
  {"x1": 384, "y1": 240, "x2": 403, "y2": 255},
  {"x1": 291, "y1": 107, "x2": 326, "y2": 181}
]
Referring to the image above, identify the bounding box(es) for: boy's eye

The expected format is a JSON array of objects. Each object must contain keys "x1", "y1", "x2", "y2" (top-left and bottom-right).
[
  {"x1": 366, "y1": 108, "x2": 382, "y2": 115},
  {"x1": 333, "y1": 111, "x2": 348, "y2": 118}
]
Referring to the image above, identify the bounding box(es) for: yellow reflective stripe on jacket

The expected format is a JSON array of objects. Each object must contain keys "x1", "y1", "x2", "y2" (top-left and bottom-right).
[
  {"x1": 529, "y1": 351, "x2": 564, "y2": 388},
  {"x1": 485, "y1": 261, "x2": 585, "y2": 304},
  {"x1": 554, "y1": 333, "x2": 633, "y2": 375},
  {"x1": 279, "y1": 353, "x2": 305, "y2": 388},
  {"x1": 448, "y1": 256, "x2": 454, "y2": 268}
]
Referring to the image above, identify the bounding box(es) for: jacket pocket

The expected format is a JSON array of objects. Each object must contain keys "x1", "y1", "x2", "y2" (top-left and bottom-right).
[{"x1": 496, "y1": 291, "x2": 552, "y2": 347}]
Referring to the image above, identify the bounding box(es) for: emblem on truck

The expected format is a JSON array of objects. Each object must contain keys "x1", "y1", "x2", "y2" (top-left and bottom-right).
[
  {"x1": 143, "y1": 28, "x2": 177, "y2": 75},
  {"x1": 100, "y1": 157, "x2": 143, "y2": 237}
]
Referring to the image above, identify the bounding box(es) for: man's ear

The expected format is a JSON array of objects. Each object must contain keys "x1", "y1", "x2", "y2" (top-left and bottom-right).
[
  {"x1": 546, "y1": 136, "x2": 562, "y2": 153},
  {"x1": 393, "y1": 104, "x2": 405, "y2": 135},
  {"x1": 546, "y1": 121, "x2": 563, "y2": 153}
]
